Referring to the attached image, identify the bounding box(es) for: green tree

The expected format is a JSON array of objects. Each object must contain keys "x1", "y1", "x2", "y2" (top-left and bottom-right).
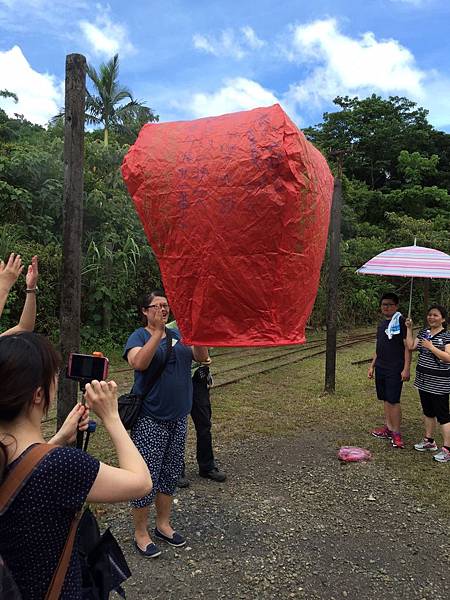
[
  {"x1": 0, "y1": 89, "x2": 18, "y2": 103},
  {"x1": 86, "y1": 54, "x2": 158, "y2": 146},
  {"x1": 397, "y1": 150, "x2": 439, "y2": 186},
  {"x1": 305, "y1": 95, "x2": 434, "y2": 189},
  {"x1": 0, "y1": 112, "x2": 162, "y2": 342}
]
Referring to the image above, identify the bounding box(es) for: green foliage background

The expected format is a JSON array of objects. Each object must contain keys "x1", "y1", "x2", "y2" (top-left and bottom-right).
[
  {"x1": 306, "y1": 94, "x2": 450, "y2": 328},
  {"x1": 0, "y1": 109, "x2": 161, "y2": 348},
  {"x1": 1, "y1": 93, "x2": 450, "y2": 349}
]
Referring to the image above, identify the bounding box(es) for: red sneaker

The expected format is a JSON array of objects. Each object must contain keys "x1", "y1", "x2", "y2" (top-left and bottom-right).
[
  {"x1": 371, "y1": 426, "x2": 392, "y2": 439},
  {"x1": 391, "y1": 432, "x2": 404, "y2": 448}
]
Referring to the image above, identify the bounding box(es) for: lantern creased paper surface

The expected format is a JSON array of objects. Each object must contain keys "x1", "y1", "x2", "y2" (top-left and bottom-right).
[{"x1": 122, "y1": 104, "x2": 333, "y2": 346}]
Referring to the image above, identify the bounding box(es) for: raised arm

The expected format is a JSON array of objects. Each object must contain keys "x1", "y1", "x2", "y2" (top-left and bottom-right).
[
  {"x1": 84, "y1": 380, "x2": 152, "y2": 502},
  {"x1": 127, "y1": 332, "x2": 163, "y2": 371},
  {"x1": 129, "y1": 339, "x2": 164, "y2": 375},
  {"x1": 48, "y1": 402, "x2": 90, "y2": 446},
  {"x1": 420, "y1": 339, "x2": 450, "y2": 364},
  {"x1": 405, "y1": 317, "x2": 420, "y2": 351},
  {"x1": 1, "y1": 256, "x2": 38, "y2": 336},
  {"x1": 0, "y1": 253, "x2": 23, "y2": 320}
]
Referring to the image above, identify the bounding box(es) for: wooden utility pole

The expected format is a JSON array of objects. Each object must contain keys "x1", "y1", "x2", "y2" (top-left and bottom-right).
[
  {"x1": 324, "y1": 158, "x2": 343, "y2": 393},
  {"x1": 57, "y1": 54, "x2": 86, "y2": 428}
]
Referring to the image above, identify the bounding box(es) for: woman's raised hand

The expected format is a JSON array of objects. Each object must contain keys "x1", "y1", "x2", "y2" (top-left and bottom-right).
[
  {"x1": 25, "y1": 256, "x2": 39, "y2": 290},
  {"x1": 405, "y1": 317, "x2": 413, "y2": 328},
  {"x1": 0, "y1": 253, "x2": 23, "y2": 291},
  {"x1": 84, "y1": 380, "x2": 119, "y2": 423},
  {"x1": 420, "y1": 337, "x2": 433, "y2": 350},
  {"x1": 153, "y1": 306, "x2": 166, "y2": 332},
  {"x1": 51, "y1": 403, "x2": 90, "y2": 446}
]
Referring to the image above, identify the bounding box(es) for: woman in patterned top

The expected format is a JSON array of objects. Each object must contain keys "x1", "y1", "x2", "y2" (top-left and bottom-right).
[
  {"x1": 406, "y1": 305, "x2": 450, "y2": 463},
  {"x1": 0, "y1": 332, "x2": 152, "y2": 599}
]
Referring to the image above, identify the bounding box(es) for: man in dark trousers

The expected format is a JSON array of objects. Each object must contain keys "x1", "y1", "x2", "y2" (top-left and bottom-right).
[
  {"x1": 166, "y1": 321, "x2": 226, "y2": 485},
  {"x1": 368, "y1": 292, "x2": 411, "y2": 449},
  {"x1": 177, "y1": 360, "x2": 226, "y2": 485}
]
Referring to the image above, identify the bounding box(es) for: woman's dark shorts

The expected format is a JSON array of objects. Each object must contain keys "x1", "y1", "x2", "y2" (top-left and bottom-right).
[
  {"x1": 419, "y1": 390, "x2": 450, "y2": 425},
  {"x1": 375, "y1": 367, "x2": 403, "y2": 404}
]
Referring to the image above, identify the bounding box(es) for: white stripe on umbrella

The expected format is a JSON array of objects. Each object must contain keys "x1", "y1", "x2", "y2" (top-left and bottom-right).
[{"x1": 357, "y1": 245, "x2": 450, "y2": 279}]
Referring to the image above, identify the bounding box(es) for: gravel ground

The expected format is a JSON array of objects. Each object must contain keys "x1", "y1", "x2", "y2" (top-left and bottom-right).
[{"x1": 109, "y1": 432, "x2": 450, "y2": 600}]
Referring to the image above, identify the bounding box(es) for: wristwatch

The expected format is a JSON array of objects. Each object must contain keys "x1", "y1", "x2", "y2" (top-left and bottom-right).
[{"x1": 26, "y1": 287, "x2": 38, "y2": 293}]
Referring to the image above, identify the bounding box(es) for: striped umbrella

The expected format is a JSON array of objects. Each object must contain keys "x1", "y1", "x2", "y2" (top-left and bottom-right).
[{"x1": 357, "y1": 243, "x2": 450, "y2": 316}]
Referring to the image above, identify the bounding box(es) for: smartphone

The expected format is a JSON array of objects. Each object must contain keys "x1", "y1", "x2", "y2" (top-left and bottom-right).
[{"x1": 67, "y1": 353, "x2": 109, "y2": 382}]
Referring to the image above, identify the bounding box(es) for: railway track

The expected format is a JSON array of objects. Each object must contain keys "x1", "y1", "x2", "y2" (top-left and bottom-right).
[
  {"x1": 104, "y1": 331, "x2": 376, "y2": 386},
  {"x1": 211, "y1": 331, "x2": 375, "y2": 388},
  {"x1": 42, "y1": 332, "x2": 375, "y2": 425}
]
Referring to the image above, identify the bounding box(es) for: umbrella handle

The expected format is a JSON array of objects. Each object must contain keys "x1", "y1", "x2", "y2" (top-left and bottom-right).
[{"x1": 408, "y1": 277, "x2": 414, "y2": 318}]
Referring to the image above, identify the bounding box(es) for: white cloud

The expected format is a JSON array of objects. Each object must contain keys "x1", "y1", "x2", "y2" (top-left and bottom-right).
[
  {"x1": 193, "y1": 26, "x2": 265, "y2": 59},
  {"x1": 79, "y1": 13, "x2": 135, "y2": 58},
  {"x1": 0, "y1": 0, "x2": 88, "y2": 31},
  {"x1": 417, "y1": 74, "x2": 450, "y2": 128},
  {"x1": 280, "y1": 18, "x2": 429, "y2": 120},
  {"x1": 0, "y1": 46, "x2": 62, "y2": 125},
  {"x1": 241, "y1": 26, "x2": 265, "y2": 50},
  {"x1": 389, "y1": 0, "x2": 429, "y2": 6},
  {"x1": 187, "y1": 77, "x2": 280, "y2": 118},
  {"x1": 287, "y1": 19, "x2": 425, "y2": 96},
  {"x1": 193, "y1": 29, "x2": 244, "y2": 59},
  {"x1": 192, "y1": 34, "x2": 216, "y2": 55},
  {"x1": 276, "y1": 18, "x2": 450, "y2": 129}
]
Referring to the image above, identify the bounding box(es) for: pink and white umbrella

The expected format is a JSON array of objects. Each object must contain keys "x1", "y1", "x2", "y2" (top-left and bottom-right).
[{"x1": 357, "y1": 243, "x2": 450, "y2": 315}]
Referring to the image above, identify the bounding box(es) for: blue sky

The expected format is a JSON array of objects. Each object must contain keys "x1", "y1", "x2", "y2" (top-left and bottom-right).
[{"x1": 1, "y1": 0, "x2": 450, "y2": 131}]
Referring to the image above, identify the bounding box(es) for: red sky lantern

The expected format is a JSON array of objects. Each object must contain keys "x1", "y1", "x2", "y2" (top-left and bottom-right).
[{"x1": 122, "y1": 104, "x2": 333, "y2": 346}]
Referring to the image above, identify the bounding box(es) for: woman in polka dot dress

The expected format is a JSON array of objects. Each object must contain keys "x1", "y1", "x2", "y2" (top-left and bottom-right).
[
  {"x1": 0, "y1": 332, "x2": 152, "y2": 599},
  {"x1": 124, "y1": 290, "x2": 209, "y2": 558}
]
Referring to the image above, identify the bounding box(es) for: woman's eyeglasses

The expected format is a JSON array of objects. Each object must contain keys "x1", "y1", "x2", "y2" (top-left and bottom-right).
[{"x1": 145, "y1": 303, "x2": 169, "y2": 310}]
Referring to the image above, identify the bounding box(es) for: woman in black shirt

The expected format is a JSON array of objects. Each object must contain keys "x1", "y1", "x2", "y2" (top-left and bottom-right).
[{"x1": 0, "y1": 332, "x2": 152, "y2": 598}]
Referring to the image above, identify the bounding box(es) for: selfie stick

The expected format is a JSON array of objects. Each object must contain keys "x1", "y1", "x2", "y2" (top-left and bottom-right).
[
  {"x1": 83, "y1": 420, "x2": 97, "y2": 452},
  {"x1": 76, "y1": 381, "x2": 88, "y2": 450},
  {"x1": 68, "y1": 351, "x2": 106, "y2": 450}
]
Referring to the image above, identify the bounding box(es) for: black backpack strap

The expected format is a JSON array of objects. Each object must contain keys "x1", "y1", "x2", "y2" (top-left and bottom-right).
[{"x1": 141, "y1": 327, "x2": 173, "y2": 395}]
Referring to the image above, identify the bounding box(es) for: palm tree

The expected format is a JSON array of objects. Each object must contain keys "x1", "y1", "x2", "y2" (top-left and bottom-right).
[
  {"x1": 0, "y1": 89, "x2": 19, "y2": 103},
  {"x1": 86, "y1": 54, "x2": 157, "y2": 146}
]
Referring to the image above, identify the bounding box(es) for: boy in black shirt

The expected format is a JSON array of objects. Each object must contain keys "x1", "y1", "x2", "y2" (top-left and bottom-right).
[{"x1": 368, "y1": 293, "x2": 411, "y2": 448}]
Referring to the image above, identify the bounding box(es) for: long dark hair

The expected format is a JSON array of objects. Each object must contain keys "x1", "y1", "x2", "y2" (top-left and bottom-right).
[
  {"x1": 0, "y1": 333, "x2": 61, "y2": 482},
  {"x1": 427, "y1": 304, "x2": 448, "y2": 331}
]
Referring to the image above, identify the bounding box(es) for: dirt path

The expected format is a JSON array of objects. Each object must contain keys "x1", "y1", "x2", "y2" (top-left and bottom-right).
[{"x1": 111, "y1": 432, "x2": 450, "y2": 599}]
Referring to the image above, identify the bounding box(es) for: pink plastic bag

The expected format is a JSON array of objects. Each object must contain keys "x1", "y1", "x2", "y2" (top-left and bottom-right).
[{"x1": 337, "y1": 446, "x2": 372, "y2": 462}]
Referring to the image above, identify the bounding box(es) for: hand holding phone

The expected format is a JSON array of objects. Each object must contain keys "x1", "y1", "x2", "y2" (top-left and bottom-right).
[{"x1": 84, "y1": 380, "x2": 119, "y2": 423}]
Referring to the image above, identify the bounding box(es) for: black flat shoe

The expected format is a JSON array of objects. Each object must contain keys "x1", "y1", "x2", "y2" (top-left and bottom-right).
[
  {"x1": 154, "y1": 528, "x2": 186, "y2": 547},
  {"x1": 199, "y1": 467, "x2": 227, "y2": 482},
  {"x1": 133, "y1": 540, "x2": 161, "y2": 558}
]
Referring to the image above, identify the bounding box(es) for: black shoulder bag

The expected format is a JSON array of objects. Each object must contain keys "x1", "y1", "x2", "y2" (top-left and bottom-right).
[{"x1": 118, "y1": 328, "x2": 173, "y2": 430}]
